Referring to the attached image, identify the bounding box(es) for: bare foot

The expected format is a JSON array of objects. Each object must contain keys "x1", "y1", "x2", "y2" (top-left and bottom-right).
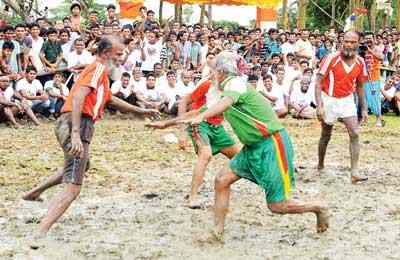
[
  {"x1": 22, "y1": 191, "x2": 43, "y2": 202},
  {"x1": 196, "y1": 228, "x2": 224, "y2": 245},
  {"x1": 317, "y1": 165, "x2": 325, "y2": 175},
  {"x1": 351, "y1": 172, "x2": 368, "y2": 184},
  {"x1": 187, "y1": 197, "x2": 204, "y2": 209},
  {"x1": 27, "y1": 231, "x2": 48, "y2": 250},
  {"x1": 316, "y1": 207, "x2": 330, "y2": 233}
]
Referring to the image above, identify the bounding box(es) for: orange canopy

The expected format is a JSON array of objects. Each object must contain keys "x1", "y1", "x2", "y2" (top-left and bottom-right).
[{"x1": 164, "y1": 0, "x2": 281, "y2": 8}]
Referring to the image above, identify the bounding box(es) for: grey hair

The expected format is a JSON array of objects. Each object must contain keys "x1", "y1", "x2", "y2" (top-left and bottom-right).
[{"x1": 215, "y1": 51, "x2": 240, "y2": 76}]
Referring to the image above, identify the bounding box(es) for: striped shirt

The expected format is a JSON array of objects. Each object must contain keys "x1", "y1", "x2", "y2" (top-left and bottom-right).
[
  {"x1": 318, "y1": 51, "x2": 368, "y2": 98},
  {"x1": 61, "y1": 60, "x2": 111, "y2": 121}
]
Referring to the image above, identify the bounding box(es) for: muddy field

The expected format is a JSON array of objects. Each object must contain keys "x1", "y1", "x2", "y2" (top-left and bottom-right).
[{"x1": 1, "y1": 115, "x2": 400, "y2": 260}]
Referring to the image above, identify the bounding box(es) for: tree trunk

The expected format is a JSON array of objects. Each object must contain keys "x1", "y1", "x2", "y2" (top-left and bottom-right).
[
  {"x1": 397, "y1": 0, "x2": 400, "y2": 31},
  {"x1": 200, "y1": 4, "x2": 206, "y2": 25},
  {"x1": 207, "y1": 4, "x2": 213, "y2": 26},
  {"x1": 174, "y1": 4, "x2": 178, "y2": 21},
  {"x1": 281, "y1": 0, "x2": 289, "y2": 30},
  {"x1": 370, "y1": 0, "x2": 376, "y2": 32},
  {"x1": 159, "y1": 0, "x2": 163, "y2": 24},
  {"x1": 330, "y1": 0, "x2": 336, "y2": 27},
  {"x1": 178, "y1": 4, "x2": 183, "y2": 24},
  {"x1": 297, "y1": 0, "x2": 307, "y2": 30}
]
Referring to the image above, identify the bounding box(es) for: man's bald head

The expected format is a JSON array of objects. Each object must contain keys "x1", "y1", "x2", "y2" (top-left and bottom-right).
[{"x1": 342, "y1": 31, "x2": 360, "y2": 59}]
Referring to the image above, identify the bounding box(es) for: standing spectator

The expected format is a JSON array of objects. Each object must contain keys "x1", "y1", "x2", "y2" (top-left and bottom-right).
[
  {"x1": 105, "y1": 4, "x2": 119, "y2": 25},
  {"x1": 0, "y1": 41, "x2": 19, "y2": 80},
  {"x1": 262, "y1": 28, "x2": 282, "y2": 59},
  {"x1": 88, "y1": 10, "x2": 99, "y2": 25},
  {"x1": 44, "y1": 71, "x2": 69, "y2": 116},
  {"x1": 16, "y1": 66, "x2": 50, "y2": 118},
  {"x1": 59, "y1": 29, "x2": 73, "y2": 59},
  {"x1": 123, "y1": 38, "x2": 144, "y2": 72},
  {"x1": 187, "y1": 33, "x2": 201, "y2": 70},
  {"x1": 29, "y1": 23, "x2": 44, "y2": 73},
  {"x1": 0, "y1": 26, "x2": 21, "y2": 74},
  {"x1": 364, "y1": 32, "x2": 384, "y2": 127},
  {"x1": 141, "y1": 31, "x2": 162, "y2": 74},
  {"x1": 295, "y1": 29, "x2": 314, "y2": 61},
  {"x1": 40, "y1": 28, "x2": 63, "y2": 73},
  {"x1": 67, "y1": 38, "x2": 94, "y2": 80},
  {"x1": 15, "y1": 24, "x2": 32, "y2": 72},
  {"x1": 70, "y1": 2, "x2": 82, "y2": 33}
]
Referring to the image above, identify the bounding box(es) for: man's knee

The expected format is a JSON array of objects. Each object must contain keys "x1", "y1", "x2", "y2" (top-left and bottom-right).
[
  {"x1": 215, "y1": 170, "x2": 235, "y2": 191},
  {"x1": 66, "y1": 184, "x2": 81, "y2": 199},
  {"x1": 320, "y1": 126, "x2": 333, "y2": 142},
  {"x1": 197, "y1": 146, "x2": 212, "y2": 162},
  {"x1": 349, "y1": 129, "x2": 359, "y2": 141}
]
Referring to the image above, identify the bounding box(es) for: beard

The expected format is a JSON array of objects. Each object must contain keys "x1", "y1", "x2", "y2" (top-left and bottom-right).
[{"x1": 342, "y1": 48, "x2": 357, "y2": 59}]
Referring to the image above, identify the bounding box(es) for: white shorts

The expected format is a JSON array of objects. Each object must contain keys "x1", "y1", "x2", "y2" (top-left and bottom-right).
[{"x1": 322, "y1": 93, "x2": 357, "y2": 125}]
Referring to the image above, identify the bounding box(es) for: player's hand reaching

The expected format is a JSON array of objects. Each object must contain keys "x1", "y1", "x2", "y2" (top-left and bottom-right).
[
  {"x1": 142, "y1": 108, "x2": 161, "y2": 120},
  {"x1": 145, "y1": 120, "x2": 167, "y2": 129}
]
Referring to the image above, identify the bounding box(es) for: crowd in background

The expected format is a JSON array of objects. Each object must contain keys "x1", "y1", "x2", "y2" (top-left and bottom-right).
[{"x1": 1, "y1": 2, "x2": 399, "y2": 128}]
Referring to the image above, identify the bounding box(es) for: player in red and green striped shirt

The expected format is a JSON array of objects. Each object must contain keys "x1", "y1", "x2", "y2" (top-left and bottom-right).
[{"x1": 186, "y1": 52, "x2": 330, "y2": 240}]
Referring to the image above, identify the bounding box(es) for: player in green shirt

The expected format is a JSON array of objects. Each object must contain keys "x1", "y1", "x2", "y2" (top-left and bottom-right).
[{"x1": 186, "y1": 52, "x2": 330, "y2": 240}]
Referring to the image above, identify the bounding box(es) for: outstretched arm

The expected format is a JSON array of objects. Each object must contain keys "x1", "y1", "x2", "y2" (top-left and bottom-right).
[
  {"x1": 146, "y1": 109, "x2": 200, "y2": 129},
  {"x1": 185, "y1": 96, "x2": 234, "y2": 125},
  {"x1": 108, "y1": 95, "x2": 160, "y2": 117}
]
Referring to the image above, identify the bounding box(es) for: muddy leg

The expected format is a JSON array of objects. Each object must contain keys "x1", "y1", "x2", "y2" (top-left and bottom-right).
[{"x1": 268, "y1": 200, "x2": 330, "y2": 233}]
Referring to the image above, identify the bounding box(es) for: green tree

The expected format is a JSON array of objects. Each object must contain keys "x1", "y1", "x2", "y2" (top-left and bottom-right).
[{"x1": 213, "y1": 20, "x2": 240, "y2": 31}]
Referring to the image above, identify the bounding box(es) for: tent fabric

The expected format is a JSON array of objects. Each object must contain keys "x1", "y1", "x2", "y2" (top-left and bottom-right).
[
  {"x1": 118, "y1": 0, "x2": 143, "y2": 18},
  {"x1": 163, "y1": 0, "x2": 281, "y2": 8}
]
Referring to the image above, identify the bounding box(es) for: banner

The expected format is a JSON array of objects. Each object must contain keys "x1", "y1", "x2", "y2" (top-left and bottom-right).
[
  {"x1": 256, "y1": 7, "x2": 277, "y2": 30},
  {"x1": 118, "y1": 0, "x2": 144, "y2": 19},
  {"x1": 164, "y1": 0, "x2": 281, "y2": 8}
]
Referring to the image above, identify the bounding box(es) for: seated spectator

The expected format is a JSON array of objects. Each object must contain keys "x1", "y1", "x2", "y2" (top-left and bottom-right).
[
  {"x1": 381, "y1": 76, "x2": 399, "y2": 115},
  {"x1": 111, "y1": 72, "x2": 137, "y2": 105},
  {"x1": 273, "y1": 67, "x2": 291, "y2": 107},
  {"x1": 16, "y1": 66, "x2": 50, "y2": 117},
  {"x1": 290, "y1": 76, "x2": 315, "y2": 119},
  {"x1": 0, "y1": 76, "x2": 22, "y2": 127},
  {"x1": 44, "y1": 71, "x2": 69, "y2": 116},
  {"x1": 259, "y1": 74, "x2": 288, "y2": 118},
  {"x1": 0, "y1": 76, "x2": 40, "y2": 126},
  {"x1": 40, "y1": 28, "x2": 63, "y2": 72},
  {"x1": 159, "y1": 70, "x2": 183, "y2": 114},
  {"x1": 136, "y1": 72, "x2": 165, "y2": 110},
  {"x1": 131, "y1": 66, "x2": 146, "y2": 93},
  {"x1": 177, "y1": 70, "x2": 195, "y2": 96}
]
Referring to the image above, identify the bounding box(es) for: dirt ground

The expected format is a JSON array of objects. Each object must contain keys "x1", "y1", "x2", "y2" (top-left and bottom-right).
[{"x1": 1, "y1": 115, "x2": 400, "y2": 260}]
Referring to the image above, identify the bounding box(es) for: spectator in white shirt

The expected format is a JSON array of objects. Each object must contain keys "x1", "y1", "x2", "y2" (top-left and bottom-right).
[
  {"x1": 0, "y1": 76, "x2": 23, "y2": 127},
  {"x1": 44, "y1": 71, "x2": 69, "y2": 116},
  {"x1": 141, "y1": 31, "x2": 162, "y2": 74},
  {"x1": 131, "y1": 66, "x2": 146, "y2": 94},
  {"x1": 16, "y1": 66, "x2": 50, "y2": 118},
  {"x1": 273, "y1": 67, "x2": 291, "y2": 107},
  {"x1": 259, "y1": 74, "x2": 288, "y2": 118},
  {"x1": 159, "y1": 70, "x2": 182, "y2": 114},
  {"x1": 28, "y1": 23, "x2": 44, "y2": 73},
  {"x1": 136, "y1": 72, "x2": 165, "y2": 110},
  {"x1": 290, "y1": 76, "x2": 315, "y2": 119},
  {"x1": 111, "y1": 72, "x2": 137, "y2": 105},
  {"x1": 381, "y1": 76, "x2": 399, "y2": 114},
  {"x1": 122, "y1": 38, "x2": 144, "y2": 72},
  {"x1": 67, "y1": 38, "x2": 94, "y2": 80},
  {"x1": 295, "y1": 29, "x2": 314, "y2": 61},
  {"x1": 177, "y1": 70, "x2": 195, "y2": 96}
]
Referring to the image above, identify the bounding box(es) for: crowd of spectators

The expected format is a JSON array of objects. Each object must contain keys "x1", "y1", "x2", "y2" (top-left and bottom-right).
[{"x1": 1, "y1": 2, "x2": 399, "y2": 128}]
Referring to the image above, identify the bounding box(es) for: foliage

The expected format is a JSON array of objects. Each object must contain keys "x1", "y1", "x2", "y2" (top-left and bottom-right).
[
  {"x1": 213, "y1": 20, "x2": 241, "y2": 31},
  {"x1": 49, "y1": 0, "x2": 107, "y2": 25},
  {"x1": 182, "y1": 5, "x2": 194, "y2": 24}
]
